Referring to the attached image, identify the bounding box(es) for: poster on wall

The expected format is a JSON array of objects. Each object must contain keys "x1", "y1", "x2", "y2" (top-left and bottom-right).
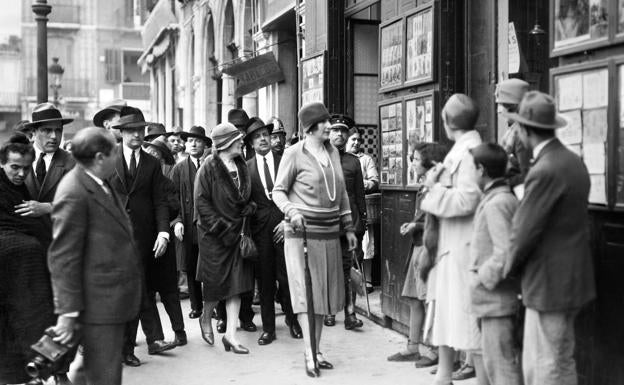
[
  {"x1": 380, "y1": 20, "x2": 403, "y2": 90},
  {"x1": 405, "y1": 94, "x2": 434, "y2": 186},
  {"x1": 301, "y1": 52, "x2": 325, "y2": 106},
  {"x1": 380, "y1": 102, "x2": 403, "y2": 186},
  {"x1": 405, "y1": 8, "x2": 433, "y2": 84},
  {"x1": 553, "y1": 0, "x2": 608, "y2": 50}
]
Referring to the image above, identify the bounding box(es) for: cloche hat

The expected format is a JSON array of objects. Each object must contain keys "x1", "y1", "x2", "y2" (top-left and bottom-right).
[
  {"x1": 298, "y1": 102, "x2": 331, "y2": 132},
  {"x1": 495, "y1": 79, "x2": 530, "y2": 105},
  {"x1": 211, "y1": 122, "x2": 243, "y2": 151}
]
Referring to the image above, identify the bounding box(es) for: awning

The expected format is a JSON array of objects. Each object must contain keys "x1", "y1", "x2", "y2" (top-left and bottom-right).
[
  {"x1": 142, "y1": 0, "x2": 177, "y2": 49},
  {"x1": 222, "y1": 52, "x2": 285, "y2": 97},
  {"x1": 138, "y1": 26, "x2": 177, "y2": 73}
]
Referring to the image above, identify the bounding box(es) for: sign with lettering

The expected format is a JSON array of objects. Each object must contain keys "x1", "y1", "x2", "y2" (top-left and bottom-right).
[{"x1": 222, "y1": 52, "x2": 285, "y2": 97}]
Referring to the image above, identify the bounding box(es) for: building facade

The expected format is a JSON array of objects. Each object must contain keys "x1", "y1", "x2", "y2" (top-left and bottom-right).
[
  {"x1": 21, "y1": 0, "x2": 151, "y2": 137},
  {"x1": 0, "y1": 36, "x2": 22, "y2": 143}
]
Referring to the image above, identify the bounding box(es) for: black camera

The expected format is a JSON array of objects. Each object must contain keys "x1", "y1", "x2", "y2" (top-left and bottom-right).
[{"x1": 25, "y1": 327, "x2": 79, "y2": 382}]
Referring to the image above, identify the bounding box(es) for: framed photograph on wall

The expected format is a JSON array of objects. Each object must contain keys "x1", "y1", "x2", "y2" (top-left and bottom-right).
[
  {"x1": 405, "y1": 5, "x2": 435, "y2": 86},
  {"x1": 405, "y1": 91, "x2": 436, "y2": 187},
  {"x1": 551, "y1": 0, "x2": 610, "y2": 56},
  {"x1": 300, "y1": 51, "x2": 326, "y2": 106},
  {"x1": 379, "y1": 99, "x2": 404, "y2": 187},
  {"x1": 379, "y1": 18, "x2": 404, "y2": 92}
]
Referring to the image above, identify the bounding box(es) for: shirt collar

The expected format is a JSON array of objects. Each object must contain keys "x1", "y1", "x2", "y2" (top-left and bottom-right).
[
  {"x1": 532, "y1": 137, "x2": 556, "y2": 160},
  {"x1": 34, "y1": 143, "x2": 55, "y2": 159},
  {"x1": 84, "y1": 169, "x2": 105, "y2": 187},
  {"x1": 256, "y1": 151, "x2": 274, "y2": 163},
  {"x1": 122, "y1": 144, "x2": 140, "y2": 161}
]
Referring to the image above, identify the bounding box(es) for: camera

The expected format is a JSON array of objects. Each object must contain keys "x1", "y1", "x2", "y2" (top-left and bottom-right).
[{"x1": 25, "y1": 327, "x2": 79, "y2": 382}]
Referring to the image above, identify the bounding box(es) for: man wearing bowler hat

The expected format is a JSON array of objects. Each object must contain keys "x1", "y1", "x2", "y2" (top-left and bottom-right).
[
  {"x1": 20, "y1": 103, "x2": 75, "y2": 221},
  {"x1": 170, "y1": 126, "x2": 212, "y2": 322},
  {"x1": 92, "y1": 99, "x2": 127, "y2": 143},
  {"x1": 108, "y1": 106, "x2": 177, "y2": 366},
  {"x1": 245, "y1": 117, "x2": 302, "y2": 345},
  {"x1": 504, "y1": 91, "x2": 596, "y2": 385}
]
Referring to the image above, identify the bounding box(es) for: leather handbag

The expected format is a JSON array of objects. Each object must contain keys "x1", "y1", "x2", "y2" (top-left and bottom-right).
[
  {"x1": 350, "y1": 251, "x2": 366, "y2": 296},
  {"x1": 239, "y1": 217, "x2": 258, "y2": 261}
]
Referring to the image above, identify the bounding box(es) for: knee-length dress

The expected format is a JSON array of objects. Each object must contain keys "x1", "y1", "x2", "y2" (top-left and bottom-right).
[
  {"x1": 194, "y1": 154, "x2": 254, "y2": 301},
  {"x1": 273, "y1": 140, "x2": 354, "y2": 315},
  {"x1": 420, "y1": 130, "x2": 482, "y2": 351}
]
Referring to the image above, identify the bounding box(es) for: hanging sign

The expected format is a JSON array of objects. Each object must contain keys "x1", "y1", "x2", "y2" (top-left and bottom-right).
[{"x1": 222, "y1": 52, "x2": 285, "y2": 97}]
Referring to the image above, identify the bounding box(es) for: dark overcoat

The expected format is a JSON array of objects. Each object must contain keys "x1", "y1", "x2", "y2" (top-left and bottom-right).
[
  {"x1": 339, "y1": 151, "x2": 367, "y2": 235},
  {"x1": 170, "y1": 156, "x2": 200, "y2": 268},
  {"x1": 24, "y1": 148, "x2": 75, "y2": 203},
  {"x1": 247, "y1": 152, "x2": 283, "y2": 236},
  {"x1": 194, "y1": 153, "x2": 254, "y2": 301},
  {"x1": 509, "y1": 139, "x2": 596, "y2": 311}
]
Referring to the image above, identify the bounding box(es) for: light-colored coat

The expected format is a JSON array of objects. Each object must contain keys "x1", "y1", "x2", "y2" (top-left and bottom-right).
[
  {"x1": 469, "y1": 182, "x2": 521, "y2": 318},
  {"x1": 420, "y1": 130, "x2": 482, "y2": 350}
]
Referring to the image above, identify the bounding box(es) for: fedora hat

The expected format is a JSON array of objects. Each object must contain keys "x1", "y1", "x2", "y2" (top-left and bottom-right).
[
  {"x1": 244, "y1": 117, "x2": 273, "y2": 142},
  {"x1": 112, "y1": 106, "x2": 154, "y2": 130},
  {"x1": 211, "y1": 122, "x2": 243, "y2": 151},
  {"x1": 143, "y1": 136, "x2": 175, "y2": 165},
  {"x1": 93, "y1": 99, "x2": 127, "y2": 127},
  {"x1": 268, "y1": 117, "x2": 286, "y2": 135},
  {"x1": 181, "y1": 125, "x2": 212, "y2": 146},
  {"x1": 502, "y1": 91, "x2": 566, "y2": 130},
  {"x1": 227, "y1": 108, "x2": 250, "y2": 129},
  {"x1": 25, "y1": 103, "x2": 73, "y2": 128},
  {"x1": 298, "y1": 102, "x2": 331, "y2": 132},
  {"x1": 145, "y1": 123, "x2": 171, "y2": 141},
  {"x1": 495, "y1": 79, "x2": 530, "y2": 105}
]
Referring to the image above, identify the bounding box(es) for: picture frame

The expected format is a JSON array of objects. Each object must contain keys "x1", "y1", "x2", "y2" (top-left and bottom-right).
[
  {"x1": 378, "y1": 98, "x2": 404, "y2": 189},
  {"x1": 404, "y1": 4, "x2": 435, "y2": 86},
  {"x1": 300, "y1": 51, "x2": 327, "y2": 106},
  {"x1": 404, "y1": 91, "x2": 436, "y2": 187},
  {"x1": 379, "y1": 18, "x2": 405, "y2": 92}
]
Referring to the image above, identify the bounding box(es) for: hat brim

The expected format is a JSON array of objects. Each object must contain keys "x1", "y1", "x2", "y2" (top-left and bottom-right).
[
  {"x1": 113, "y1": 121, "x2": 156, "y2": 130},
  {"x1": 143, "y1": 142, "x2": 175, "y2": 165},
  {"x1": 93, "y1": 107, "x2": 123, "y2": 128},
  {"x1": 215, "y1": 132, "x2": 244, "y2": 151},
  {"x1": 180, "y1": 132, "x2": 211, "y2": 142},
  {"x1": 501, "y1": 111, "x2": 567, "y2": 130},
  {"x1": 25, "y1": 118, "x2": 73, "y2": 129},
  {"x1": 145, "y1": 132, "x2": 174, "y2": 141},
  {"x1": 244, "y1": 124, "x2": 273, "y2": 143}
]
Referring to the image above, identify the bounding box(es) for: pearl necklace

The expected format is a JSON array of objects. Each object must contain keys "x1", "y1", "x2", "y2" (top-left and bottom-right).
[{"x1": 308, "y1": 146, "x2": 336, "y2": 202}]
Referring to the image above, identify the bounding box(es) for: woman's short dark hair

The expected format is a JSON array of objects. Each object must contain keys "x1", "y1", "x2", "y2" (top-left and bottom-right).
[
  {"x1": 412, "y1": 142, "x2": 449, "y2": 170},
  {"x1": 0, "y1": 133, "x2": 35, "y2": 163},
  {"x1": 71, "y1": 127, "x2": 116, "y2": 165}
]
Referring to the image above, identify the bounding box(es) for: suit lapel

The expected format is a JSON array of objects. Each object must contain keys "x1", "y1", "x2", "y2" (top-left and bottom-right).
[
  {"x1": 78, "y1": 168, "x2": 132, "y2": 232},
  {"x1": 274, "y1": 153, "x2": 281, "y2": 176},
  {"x1": 114, "y1": 146, "x2": 130, "y2": 193},
  {"x1": 129, "y1": 149, "x2": 147, "y2": 194},
  {"x1": 40, "y1": 151, "x2": 65, "y2": 200},
  {"x1": 25, "y1": 167, "x2": 40, "y2": 199}
]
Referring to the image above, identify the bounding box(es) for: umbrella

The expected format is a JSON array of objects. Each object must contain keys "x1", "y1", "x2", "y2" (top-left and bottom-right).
[{"x1": 302, "y1": 225, "x2": 318, "y2": 370}]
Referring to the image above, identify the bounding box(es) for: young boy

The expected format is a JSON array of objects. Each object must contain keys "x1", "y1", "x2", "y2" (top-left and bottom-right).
[{"x1": 468, "y1": 143, "x2": 522, "y2": 385}]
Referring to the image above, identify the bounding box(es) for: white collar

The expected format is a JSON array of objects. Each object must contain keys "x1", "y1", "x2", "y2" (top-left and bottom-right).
[
  {"x1": 84, "y1": 169, "x2": 105, "y2": 186},
  {"x1": 256, "y1": 151, "x2": 274, "y2": 163},
  {"x1": 532, "y1": 138, "x2": 556, "y2": 160},
  {"x1": 34, "y1": 143, "x2": 56, "y2": 159},
  {"x1": 122, "y1": 144, "x2": 141, "y2": 163}
]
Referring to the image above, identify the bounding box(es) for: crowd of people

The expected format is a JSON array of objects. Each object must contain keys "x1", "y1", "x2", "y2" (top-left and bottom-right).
[{"x1": 0, "y1": 77, "x2": 595, "y2": 385}]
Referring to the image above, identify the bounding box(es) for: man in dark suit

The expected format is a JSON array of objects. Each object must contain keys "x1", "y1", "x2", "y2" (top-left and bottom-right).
[
  {"x1": 245, "y1": 118, "x2": 302, "y2": 345},
  {"x1": 19, "y1": 103, "x2": 75, "y2": 219},
  {"x1": 108, "y1": 107, "x2": 176, "y2": 366},
  {"x1": 171, "y1": 126, "x2": 211, "y2": 321},
  {"x1": 504, "y1": 91, "x2": 596, "y2": 385},
  {"x1": 327, "y1": 114, "x2": 367, "y2": 330},
  {"x1": 48, "y1": 127, "x2": 142, "y2": 385}
]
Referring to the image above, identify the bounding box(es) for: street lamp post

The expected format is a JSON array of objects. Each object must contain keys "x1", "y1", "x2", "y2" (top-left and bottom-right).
[
  {"x1": 32, "y1": 0, "x2": 52, "y2": 103},
  {"x1": 48, "y1": 57, "x2": 64, "y2": 107}
]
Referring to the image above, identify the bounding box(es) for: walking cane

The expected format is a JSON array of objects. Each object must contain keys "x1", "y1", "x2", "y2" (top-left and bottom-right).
[
  {"x1": 353, "y1": 251, "x2": 371, "y2": 317},
  {"x1": 302, "y1": 225, "x2": 318, "y2": 369}
]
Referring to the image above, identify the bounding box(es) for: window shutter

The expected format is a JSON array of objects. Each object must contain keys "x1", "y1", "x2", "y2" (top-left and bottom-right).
[{"x1": 105, "y1": 49, "x2": 121, "y2": 84}]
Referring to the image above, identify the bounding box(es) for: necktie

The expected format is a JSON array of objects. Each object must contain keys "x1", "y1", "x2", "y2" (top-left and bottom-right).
[
  {"x1": 129, "y1": 151, "x2": 137, "y2": 179},
  {"x1": 263, "y1": 156, "x2": 274, "y2": 197},
  {"x1": 36, "y1": 153, "x2": 46, "y2": 185}
]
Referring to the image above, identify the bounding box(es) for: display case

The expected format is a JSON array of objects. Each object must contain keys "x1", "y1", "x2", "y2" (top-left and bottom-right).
[
  {"x1": 300, "y1": 51, "x2": 327, "y2": 106},
  {"x1": 379, "y1": 99, "x2": 404, "y2": 186},
  {"x1": 405, "y1": 6, "x2": 434, "y2": 86},
  {"x1": 379, "y1": 19, "x2": 404, "y2": 92}
]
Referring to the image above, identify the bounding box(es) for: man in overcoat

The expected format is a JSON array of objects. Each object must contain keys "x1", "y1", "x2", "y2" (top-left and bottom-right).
[
  {"x1": 504, "y1": 91, "x2": 596, "y2": 385},
  {"x1": 326, "y1": 114, "x2": 367, "y2": 330},
  {"x1": 171, "y1": 126, "x2": 211, "y2": 319},
  {"x1": 48, "y1": 127, "x2": 142, "y2": 385},
  {"x1": 20, "y1": 103, "x2": 75, "y2": 220},
  {"x1": 108, "y1": 107, "x2": 176, "y2": 366},
  {"x1": 245, "y1": 117, "x2": 303, "y2": 345}
]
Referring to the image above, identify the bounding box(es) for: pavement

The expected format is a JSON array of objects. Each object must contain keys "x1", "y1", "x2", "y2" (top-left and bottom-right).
[{"x1": 91, "y1": 298, "x2": 477, "y2": 385}]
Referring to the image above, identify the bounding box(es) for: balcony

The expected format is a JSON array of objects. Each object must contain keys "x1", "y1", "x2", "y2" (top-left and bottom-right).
[
  {"x1": 26, "y1": 77, "x2": 93, "y2": 99},
  {"x1": 0, "y1": 92, "x2": 21, "y2": 112},
  {"x1": 121, "y1": 83, "x2": 150, "y2": 101}
]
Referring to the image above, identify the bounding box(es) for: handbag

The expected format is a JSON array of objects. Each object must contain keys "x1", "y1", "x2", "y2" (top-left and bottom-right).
[
  {"x1": 349, "y1": 251, "x2": 366, "y2": 296},
  {"x1": 239, "y1": 217, "x2": 258, "y2": 261}
]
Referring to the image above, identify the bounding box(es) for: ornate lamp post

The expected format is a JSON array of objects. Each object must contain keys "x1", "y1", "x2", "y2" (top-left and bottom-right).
[
  {"x1": 32, "y1": 0, "x2": 52, "y2": 103},
  {"x1": 48, "y1": 57, "x2": 64, "y2": 107}
]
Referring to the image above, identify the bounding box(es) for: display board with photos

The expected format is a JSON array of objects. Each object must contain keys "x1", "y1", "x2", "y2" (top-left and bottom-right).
[
  {"x1": 380, "y1": 101, "x2": 404, "y2": 186},
  {"x1": 405, "y1": 93, "x2": 435, "y2": 186},
  {"x1": 379, "y1": 20, "x2": 404, "y2": 90},
  {"x1": 301, "y1": 52, "x2": 325, "y2": 106},
  {"x1": 554, "y1": 66, "x2": 609, "y2": 205},
  {"x1": 405, "y1": 7, "x2": 434, "y2": 85}
]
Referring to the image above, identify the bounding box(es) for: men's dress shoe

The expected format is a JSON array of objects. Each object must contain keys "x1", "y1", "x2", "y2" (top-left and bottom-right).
[
  {"x1": 344, "y1": 314, "x2": 364, "y2": 330},
  {"x1": 323, "y1": 315, "x2": 336, "y2": 327},
  {"x1": 174, "y1": 331, "x2": 187, "y2": 346},
  {"x1": 54, "y1": 373, "x2": 73, "y2": 385},
  {"x1": 414, "y1": 356, "x2": 437, "y2": 368},
  {"x1": 147, "y1": 340, "x2": 176, "y2": 355},
  {"x1": 123, "y1": 353, "x2": 141, "y2": 367},
  {"x1": 316, "y1": 353, "x2": 333, "y2": 370},
  {"x1": 189, "y1": 309, "x2": 202, "y2": 319},
  {"x1": 199, "y1": 317, "x2": 214, "y2": 345},
  {"x1": 240, "y1": 320, "x2": 257, "y2": 332},
  {"x1": 222, "y1": 336, "x2": 249, "y2": 354},
  {"x1": 289, "y1": 321, "x2": 303, "y2": 339},
  {"x1": 387, "y1": 351, "x2": 420, "y2": 362},
  {"x1": 216, "y1": 319, "x2": 226, "y2": 333},
  {"x1": 257, "y1": 331, "x2": 276, "y2": 345}
]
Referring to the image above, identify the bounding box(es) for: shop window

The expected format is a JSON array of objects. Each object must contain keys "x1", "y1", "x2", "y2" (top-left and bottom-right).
[
  {"x1": 122, "y1": 51, "x2": 149, "y2": 84},
  {"x1": 105, "y1": 49, "x2": 121, "y2": 84}
]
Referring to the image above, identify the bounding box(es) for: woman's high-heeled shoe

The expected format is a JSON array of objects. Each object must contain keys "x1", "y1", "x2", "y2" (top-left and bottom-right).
[
  {"x1": 304, "y1": 354, "x2": 320, "y2": 377},
  {"x1": 316, "y1": 352, "x2": 333, "y2": 369},
  {"x1": 199, "y1": 313, "x2": 214, "y2": 345},
  {"x1": 222, "y1": 336, "x2": 249, "y2": 354}
]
